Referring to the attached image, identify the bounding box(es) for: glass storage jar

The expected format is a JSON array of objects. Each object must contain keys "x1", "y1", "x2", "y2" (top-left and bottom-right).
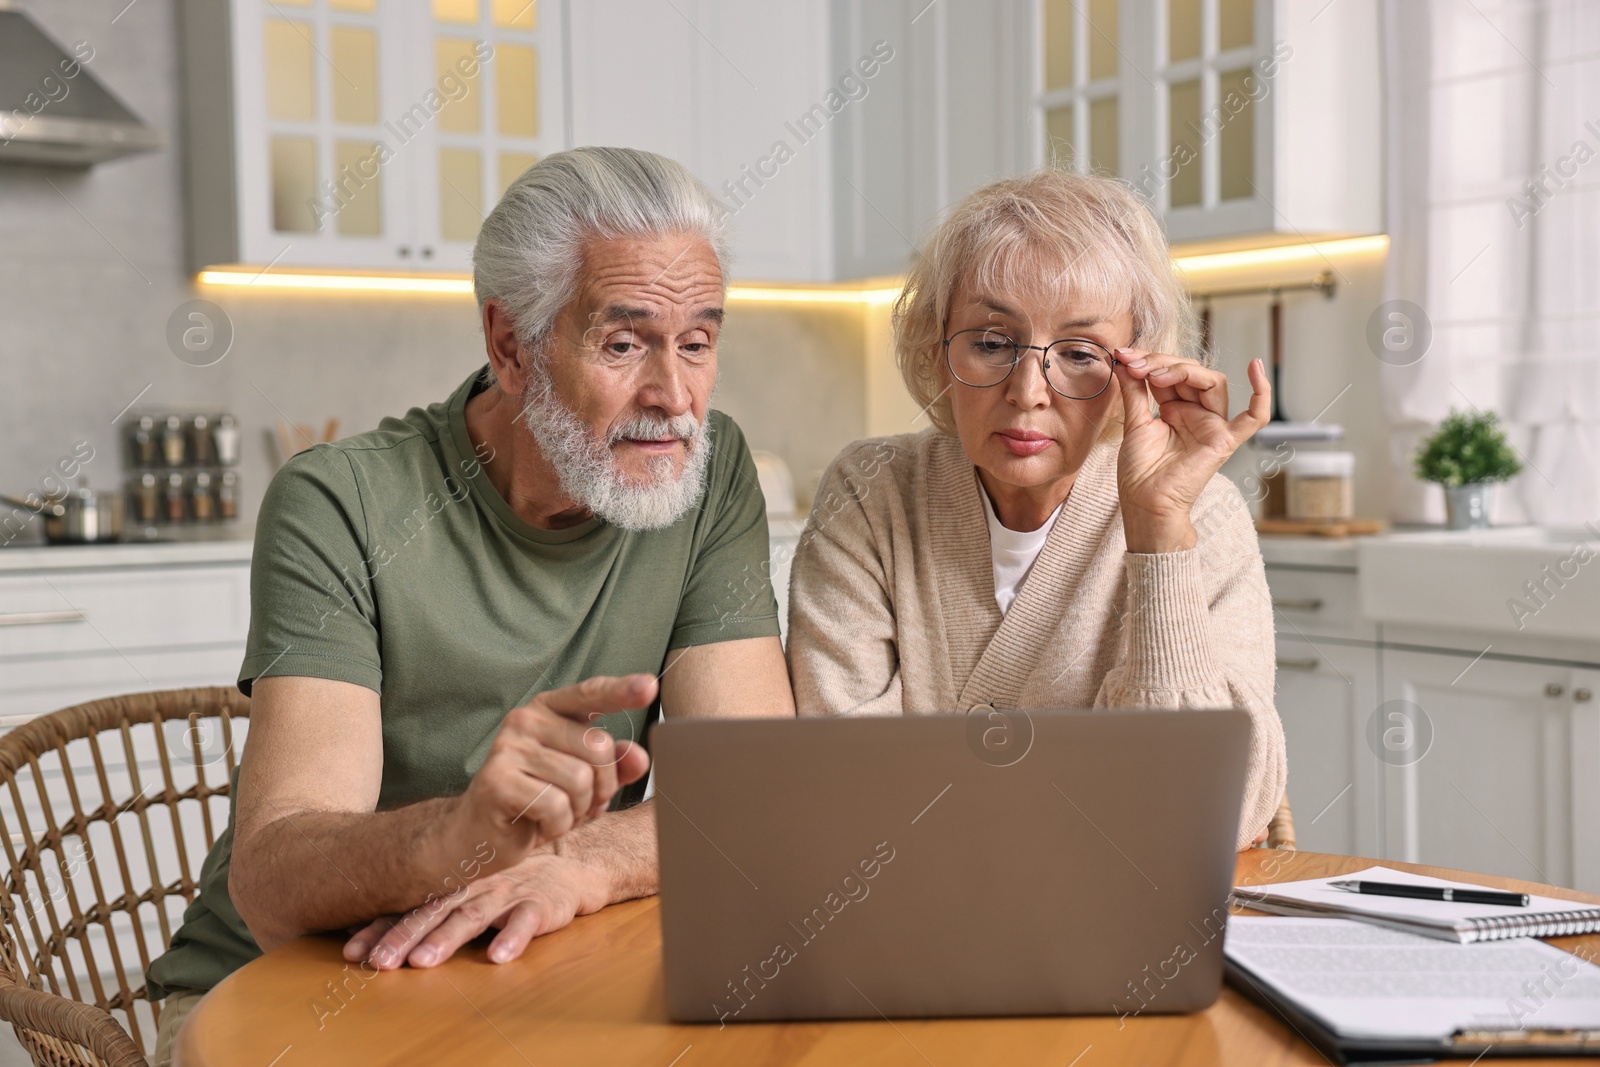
[{"x1": 1287, "y1": 451, "x2": 1355, "y2": 521}]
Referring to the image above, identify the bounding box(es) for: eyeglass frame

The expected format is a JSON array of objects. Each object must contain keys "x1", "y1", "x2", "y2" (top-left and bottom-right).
[{"x1": 941, "y1": 329, "x2": 1122, "y2": 401}]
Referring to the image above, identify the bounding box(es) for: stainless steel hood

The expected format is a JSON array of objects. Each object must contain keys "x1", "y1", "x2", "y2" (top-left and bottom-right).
[{"x1": 0, "y1": 7, "x2": 164, "y2": 167}]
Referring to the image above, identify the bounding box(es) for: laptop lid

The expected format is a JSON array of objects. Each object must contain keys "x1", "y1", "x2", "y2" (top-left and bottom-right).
[{"x1": 653, "y1": 707, "x2": 1251, "y2": 1024}]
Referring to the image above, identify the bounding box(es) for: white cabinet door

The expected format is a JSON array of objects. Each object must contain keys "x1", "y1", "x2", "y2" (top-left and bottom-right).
[
  {"x1": 831, "y1": 0, "x2": 1032, "y2": 280},
  {"x1": 405, "y1": 0, "x2": 565, "y2": 272},
  {"x1": 1379, "y1": 649, "x2": 1596, "y2": 892},
  {"x1": 564, "y1": 0, "x2": 1029, "y2": 282},
  {"x1": 1568, "y1": 667, "x2": 1600, "y2": 894},
  {"x1": 567, "y1": 0, "x2": 837, "y2": 282},
  {"x1": 229, "y1": 0, "x2": 414, "y2": 269},
  {"x1": 565, "y1": 0, "x2": 696, "y2": 160},
  {"x1": 187, "y1": 0, "x2": 565, "y2": 272},
  {"x1": 1027, "y1": 0, "x2": 1381, "y2": 247},
  {"x1": 1274, "y1": 635, "x2": 1380, "y2": 858}
]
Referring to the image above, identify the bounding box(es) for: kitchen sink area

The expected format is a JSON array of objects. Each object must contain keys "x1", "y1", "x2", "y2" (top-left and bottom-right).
[{"x1": 1357, "y1": 524, "x2": 1600, "y2": 642}]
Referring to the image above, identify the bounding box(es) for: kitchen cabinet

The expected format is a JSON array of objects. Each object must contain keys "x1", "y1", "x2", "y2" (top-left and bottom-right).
[
  {"x1": 1378, "y1": 648, "x2": 1600, "y2": 894},
  {"x1": 1036, "y1": 0, "x2": 1382, "y2": 246},
  {"x1": 567, "y1": 0, "x2": 1032, "y2": 282},
  {"x1": 182, "y1": 0, "x2": 1032, "y2": 281},
  {"x1": 565, "y1": 0, "x2": 835, "y2": 282},
  {"x1": 1273, "y1": 633, "x2": 1380, "y2": 859},
  {"x1": 0, "y1": 554, "x2": 251, "y2": 722},
  {"x1": 1265, "y1": 549, "x2": 1600, "y2": 894},
  {"x1": 181, "y1": 0, "x2": 563, "y2": 272},
  {"x1": 825, "y1": 0, "x2": 1034, "y2": 279}
]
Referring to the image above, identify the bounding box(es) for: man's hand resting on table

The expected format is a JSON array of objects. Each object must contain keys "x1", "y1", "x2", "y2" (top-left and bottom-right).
[
  {"x1": 446, "y1": 674, "x2": 653, "y2": 869},
  {"x1": 344, "y1": 850, "x2": 606, "y2": 969}
]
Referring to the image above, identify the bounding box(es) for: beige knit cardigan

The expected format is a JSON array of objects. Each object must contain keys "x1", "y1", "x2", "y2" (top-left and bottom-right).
[{"x1": 785, "y1": 429, "x2": 1287, "y2": 850}]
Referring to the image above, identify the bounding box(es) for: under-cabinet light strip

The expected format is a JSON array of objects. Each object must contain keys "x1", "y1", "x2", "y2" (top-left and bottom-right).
[{"x1": 198, "y1": 236, "x2": 1389, "y2": 298}]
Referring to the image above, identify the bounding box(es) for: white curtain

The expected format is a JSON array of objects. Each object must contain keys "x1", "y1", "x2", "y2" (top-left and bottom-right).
[{"x1": 1381, "y1": 0, "x2": 1600, "y2": 525}]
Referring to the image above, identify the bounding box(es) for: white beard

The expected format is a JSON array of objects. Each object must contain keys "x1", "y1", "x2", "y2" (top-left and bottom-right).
[{"x1": 518, "y1": 362, "x2": 712, "y2": 531}]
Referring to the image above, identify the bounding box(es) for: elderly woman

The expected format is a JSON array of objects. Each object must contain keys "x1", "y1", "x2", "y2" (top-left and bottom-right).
[{"x1": 786, "y1": 169, "x2": 1286, "y2": 850}]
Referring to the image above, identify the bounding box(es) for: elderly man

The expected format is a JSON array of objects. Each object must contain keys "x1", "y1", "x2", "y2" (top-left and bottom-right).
[{"x1": 145, "y1": 147, "x2": 794, "y2": 1062}]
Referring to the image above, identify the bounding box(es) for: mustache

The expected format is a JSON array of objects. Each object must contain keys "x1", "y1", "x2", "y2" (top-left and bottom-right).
[{"x1": 608, "y1": 411, "x2": 702, "y2": 446}]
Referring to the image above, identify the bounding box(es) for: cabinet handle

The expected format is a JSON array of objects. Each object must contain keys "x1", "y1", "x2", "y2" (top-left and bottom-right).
[
  {"x1": 420, "y1": 246, "x2": 434, "y2": 259},
  {"x1": 1576, "y1": 688, "x2": 1593, "y2": 703},
  {"x1": 1271, "y1": 598, "x2": 1324, "y2": 612},
  {"x1": 0, "y1": 609, "x2": 86, "y2": 627},
  {"x1": 397, "y1": 245, "x2": 412, "y2": 258},
  {"x1": 1546, "y1": 683, "x2": 1566, "y2": 698},
  {"x1": 1276, "y1": 656, "x2": 1320, "y2": 671}
]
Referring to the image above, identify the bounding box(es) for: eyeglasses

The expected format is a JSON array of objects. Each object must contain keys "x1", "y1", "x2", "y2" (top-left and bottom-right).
[{"x1": 943, "y1": 329, "x2": 1119, "y2": 400}]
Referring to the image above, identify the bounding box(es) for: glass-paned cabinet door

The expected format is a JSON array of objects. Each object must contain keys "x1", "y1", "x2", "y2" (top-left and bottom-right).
[
  {"x1": 1156, "y1": 0, "x2": 1267, "y2": 215},
  {"x1": 406, "y1": 0, "x2": 564, "y2": 271},
  {"x1": 234, "y1": 0, "x2": 414, "y2": 268},
  {"x1": 1038, "y1": 0, "x2": 1121, "y2": 177}
]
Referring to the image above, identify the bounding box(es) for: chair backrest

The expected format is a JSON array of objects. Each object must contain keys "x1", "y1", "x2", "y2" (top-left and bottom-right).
[{"x1": 0, "y1": 687, "x2": 249, "y2": 1063}]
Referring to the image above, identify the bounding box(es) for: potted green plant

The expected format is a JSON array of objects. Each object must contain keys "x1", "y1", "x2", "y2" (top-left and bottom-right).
[{"x1": 1413, "y1": 409, "x2": 1522, "y2": 529}]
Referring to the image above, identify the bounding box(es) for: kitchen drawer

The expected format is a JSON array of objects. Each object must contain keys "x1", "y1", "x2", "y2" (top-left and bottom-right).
[
  {"x1": 0, "y1": 645, "x2": 246, "y2": 722},
  {"x1": 0, "y1": 564, "x2": 249, "y2": 659},
  {"x1": 1264, "y1": 566, "x2": 1375, "y2": 643}
]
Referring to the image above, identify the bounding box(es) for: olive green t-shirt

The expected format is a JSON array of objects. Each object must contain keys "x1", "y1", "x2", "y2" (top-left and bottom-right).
[{"x1": 146, "y1": 367, "x2": 779, "y2": 998}]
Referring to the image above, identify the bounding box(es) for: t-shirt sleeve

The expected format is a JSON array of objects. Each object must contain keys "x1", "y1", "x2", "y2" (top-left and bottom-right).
[
  {"x1": 237, "y1": 445, "x2": 383, "y2": 695},
  {"x1": 667, "y1": 413, "x2": 781, "y2": 649}
]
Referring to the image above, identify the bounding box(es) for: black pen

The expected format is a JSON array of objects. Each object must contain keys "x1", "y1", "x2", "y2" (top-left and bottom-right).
[{"x1": 1329, "y1": 879, "x2": 1530, "y2": 907}]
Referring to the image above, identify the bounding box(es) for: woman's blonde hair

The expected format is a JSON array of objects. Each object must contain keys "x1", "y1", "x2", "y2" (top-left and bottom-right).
[{"x1": 893, "y1": 168, "x2": 1198, "y2": 435}]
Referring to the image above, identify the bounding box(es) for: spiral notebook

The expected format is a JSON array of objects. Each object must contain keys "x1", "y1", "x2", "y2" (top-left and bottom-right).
[{"x1": 1232, "y1": 865, "x2": 1600, "y2": 944}]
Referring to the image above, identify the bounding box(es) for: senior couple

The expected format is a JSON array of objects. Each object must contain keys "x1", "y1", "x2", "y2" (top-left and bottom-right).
[{"x1": 145, "y1": 146, "x2": 1286, "y2": 1061}]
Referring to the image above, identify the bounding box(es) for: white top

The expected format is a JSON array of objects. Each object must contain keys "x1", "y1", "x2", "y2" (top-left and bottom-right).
[{"x1": 977, "y1": 477, "x2": 1062, "y2": 615}]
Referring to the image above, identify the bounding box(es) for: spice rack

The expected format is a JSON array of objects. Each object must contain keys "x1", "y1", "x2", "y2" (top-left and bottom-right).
[{"x1": 123, "y1": 413, "x2": 241, "y2": 527}]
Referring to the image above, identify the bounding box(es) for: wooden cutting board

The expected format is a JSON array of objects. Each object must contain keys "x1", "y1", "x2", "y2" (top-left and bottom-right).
[{"x1": 1255, "y1": 517, "x2": 1387, "y2": 538}]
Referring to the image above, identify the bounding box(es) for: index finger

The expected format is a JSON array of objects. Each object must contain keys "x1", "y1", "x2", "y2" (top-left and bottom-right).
[
  {"x1": 536, "y1": 674, "x2": 659, "y2": 723},
  {"x1": 1142, "y1": 360, "x2": 1230, "y2": 418}
]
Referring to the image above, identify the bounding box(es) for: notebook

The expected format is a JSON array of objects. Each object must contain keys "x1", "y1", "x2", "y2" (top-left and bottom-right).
[
  {"x1": 1232, "y1": 865, "x2": 1600, "y2": 944},
  {"x1": 1224, "y1": 917, "x2": 1600, "y2": 1062}
]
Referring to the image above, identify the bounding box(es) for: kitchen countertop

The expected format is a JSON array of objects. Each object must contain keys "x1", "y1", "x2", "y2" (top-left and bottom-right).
[
  {"x1": 0, "y1": 526, "x2": 255, "y2": 573},
  {"x1": 0, "y1": 522, "x2": 1489, "y2": 577},
  {"x1": 1256, "y1": 533, "x2": 1363, "y2": 569}
]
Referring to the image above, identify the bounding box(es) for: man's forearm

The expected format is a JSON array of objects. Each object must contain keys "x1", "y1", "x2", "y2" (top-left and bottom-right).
[
  {"x1": 551, "y1": 799, "x2": 658, "y2": 903},
  {"x1": 231, "y1": 797, "x2": 492, "y2": 951}
]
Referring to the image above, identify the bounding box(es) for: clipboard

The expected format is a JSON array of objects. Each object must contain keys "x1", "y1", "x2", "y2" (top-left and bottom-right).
[
  {"x1": 1226, "y1": 957, "x2": 1600, "y2": 1063},
  {"x1": 1222, "y1": 917, "x2": 1600, "y2": 1063}
]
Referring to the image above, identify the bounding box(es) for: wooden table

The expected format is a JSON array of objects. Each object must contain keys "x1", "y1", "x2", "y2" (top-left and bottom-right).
[{"x1": 179, "y1": 851, "x2": 1600, "y2": 1066}]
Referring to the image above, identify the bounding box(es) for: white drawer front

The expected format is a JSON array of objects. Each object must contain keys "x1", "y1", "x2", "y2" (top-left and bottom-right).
[
  {"x1": 1264, "y1": 566, "x2": 1373, "y2": 642},
  {"x1": 0, "y1": 564, "x2": 249, "y2": 659},
  {"x1": 0, "y1": 647, "x2": 245, "y2": 722}
]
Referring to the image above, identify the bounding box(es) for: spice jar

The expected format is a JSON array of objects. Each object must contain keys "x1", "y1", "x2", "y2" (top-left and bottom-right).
[
  {"x1": 131, "y1": 415, "x2": 158, "y2": 466},
  {"x1": 213, "y1": 414, "x2": 240, "y2": 466},
  {"x1": 1287, "y1": 452, "x2": 1355, "y2": 522},
  {"x1": 191, "y1": 470, "x2": 215, "y2": 521},
  {"x1": 164, "y1": 472, "x2": 187, "y2": 523},
  {"x1": 218, "y1": 470, "x2": 239, "y2": 520},
  {"x1": 162, "y1": 415, "x2": 187, "y2": 467},
  {"x1": 132, "y1": 472, "x2": 160, "y2": 524},
  {"x1": 190, "y1": 415, "x2": 215, "y2": 465}
]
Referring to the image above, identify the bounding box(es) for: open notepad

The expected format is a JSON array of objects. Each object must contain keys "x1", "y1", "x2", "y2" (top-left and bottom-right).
[{"x1": 1233, "y1": 865, "x2": 1600, "y2": 944}]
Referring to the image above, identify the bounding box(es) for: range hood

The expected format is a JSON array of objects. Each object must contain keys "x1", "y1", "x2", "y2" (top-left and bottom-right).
[{"x1": 0, "y1": 7, "x2": 163, "y2": 167}]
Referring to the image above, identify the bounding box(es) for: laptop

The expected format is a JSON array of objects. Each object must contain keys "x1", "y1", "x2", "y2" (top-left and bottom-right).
[{"x1": 653, "y1": 707, "x2": 1251, "y2": 1024}]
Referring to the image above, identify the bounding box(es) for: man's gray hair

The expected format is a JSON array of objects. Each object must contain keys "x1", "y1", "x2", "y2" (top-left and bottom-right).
[{"x1": 473, "y1": 147, "x2": 732, "y2": 355}]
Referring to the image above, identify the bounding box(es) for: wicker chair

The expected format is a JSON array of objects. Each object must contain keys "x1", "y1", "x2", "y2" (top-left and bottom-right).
[
  {"x1": 0, "y1": 687, "x2": 249, "y2": 1067},
  {"x1": 1267, "y1": 792, "x2": 1296, "y2": 850}
]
